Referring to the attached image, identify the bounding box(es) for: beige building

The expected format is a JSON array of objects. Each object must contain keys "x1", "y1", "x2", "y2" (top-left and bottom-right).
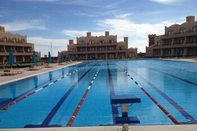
[
  {"x1": 0, "y1": 26, "x2": 41, "y2": 64},
  {"x1": 58, "y1": 31, "x2": 137, "y2": 61},
  {"x1": 146, "y1": 16, "x2": 197, "y2": 57}
]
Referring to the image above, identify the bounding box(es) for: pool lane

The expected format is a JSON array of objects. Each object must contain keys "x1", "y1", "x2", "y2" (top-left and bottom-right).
[
  {"x1": 107, "y1": 62, "x2": 119, "y2": 124},
  {"x1": 135, "y1": 63, "x2": 197, "y2": 87},
  {"x1": 118, "y1": 62, "x2": 197, "y2": 124},
  {"x1": 0, "y1": 63, "x2": 91, "y2": 110},
  {"x1": 25, "y1": 62, "x2": 98, "y2": 127},
  {"x1": 66, "y1": 62, "x2": 103, "y2": 127}
]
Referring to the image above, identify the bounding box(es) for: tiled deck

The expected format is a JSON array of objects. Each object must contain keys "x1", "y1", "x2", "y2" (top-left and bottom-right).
[{"x1": 1, "y1": 125, "x2": 197, "y2": 131}]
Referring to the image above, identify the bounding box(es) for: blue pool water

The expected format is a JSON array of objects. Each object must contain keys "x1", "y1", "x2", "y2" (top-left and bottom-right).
[{"x1": 0, "y1": 60, "x2": 197, "y2": 128}]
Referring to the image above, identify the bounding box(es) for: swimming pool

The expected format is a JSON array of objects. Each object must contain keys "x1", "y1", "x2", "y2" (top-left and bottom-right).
[{"x1": 0, "y1": 59, "x2": 197, "y2": 128}]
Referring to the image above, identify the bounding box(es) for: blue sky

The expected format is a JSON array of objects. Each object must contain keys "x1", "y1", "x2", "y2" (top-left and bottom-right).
[{"x1": 0, "y1": 0, "x2": 197, "y2": 57}]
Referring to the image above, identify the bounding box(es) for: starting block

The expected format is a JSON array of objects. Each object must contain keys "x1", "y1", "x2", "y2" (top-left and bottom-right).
[{"x1": 110, "y1": 94, "x2": 141, "y2": 131}]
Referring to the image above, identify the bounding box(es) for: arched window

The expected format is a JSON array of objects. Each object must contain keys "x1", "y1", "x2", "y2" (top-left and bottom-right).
[
  {"x1": 79, "y1": 41, "x2": 85, "y2": 45},
  {"x1": 2, "y1": 36, "x2": 7, "y2": 42},
  {"x1": 157, "y1": 41, "x2": 161, "y2": 46},
  {"x1": 89, "y1": 40, "x2": 94, "y2": 45},
  {"x1": 168, "y1": 30, "x2": 173, "y2": 35},
  {"x1": 109, "y1": 39, "x2": 114, "y2": 43},
  {"x1": 98, "y1": 40, "x2": 104, "y2": 44},
  {"x1": 12, "y1": 37, "x2": 17, "y2": 42},
  {"x1": 193, "y1": 26, "x2": 197, "y2": 32},
  {"x1": 179, "y1": 28, "x2": 186, "y2": 34}
]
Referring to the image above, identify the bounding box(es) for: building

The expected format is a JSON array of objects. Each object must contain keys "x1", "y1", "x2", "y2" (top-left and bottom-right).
[
  {"x1": 146, "y1": 16, "x2": 197, "y2": 58},
  {"x1": 58, "y1": 31, "x2": 137, "y2": 61},
  {"x1": 0, "y1": 26, "x2": 41, "y2": 64}
]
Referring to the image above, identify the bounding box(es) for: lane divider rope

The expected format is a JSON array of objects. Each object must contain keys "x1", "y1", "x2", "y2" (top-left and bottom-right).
[
  {"x1": 119, "y1": 67, "x2": 179, "y2": 124},
  {"x1": 66, "y1": 62, "x2": 102, "y2": 127},
  {"x1": 0, "y1": 64, "x2": 91, "y2": 110}
]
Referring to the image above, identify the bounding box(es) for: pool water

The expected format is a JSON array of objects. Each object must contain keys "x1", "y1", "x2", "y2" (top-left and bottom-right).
[{"x1": 0, "y1": 60, "x2": 197, "y2": 128}]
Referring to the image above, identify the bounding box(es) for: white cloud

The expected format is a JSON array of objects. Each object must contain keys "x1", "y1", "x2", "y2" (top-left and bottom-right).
[
  {"x1": 0, "y1": 20, "x2": 46, "y2": 31},
  {"x1": 62, "y1": 29, "x2": 113, "y2": 38},
  {"x1": 116, "y1": 13, "x2": 133, "y2": 19},
  {"x1": 62, "y1": 30, "x2": 88, "y2": 37},
  {"x1": 27, "y1": 37, "x2": 68, "y2": 57},
  {"x1": 72, "y1": 11, "x2": 97, "y2": 17},
  {"x1": 61, "y1": 14, "x2": 179, "y2": 54},
  {"x1": 97, "y1": 18, "x2": 176, "y2": 52},
  {"x1": 150, "y1": 0, "x2": 184, "y2": 4}
]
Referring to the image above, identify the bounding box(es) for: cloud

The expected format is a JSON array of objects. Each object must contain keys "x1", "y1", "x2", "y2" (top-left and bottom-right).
[
  {"x1": 116, "y1": 13, "x2": 133, "y2": 19},
  {"x1": 62, "y1": 30, "x2": 88, "y2": 37},
  {"x1": 96, "y1": 18, "x2": 176, "y2": 52},
  {"x1": 150, "y1": 0, "x2": 184, "y2": 4},
  {"x1": 0, "y1": 20, "x2": 46, "y2": 31},
  {"x1": 27, "y1": 37, "x2": 68, "y2": 56},
  {"x1": 72, "y1": 11, "x2": 97, "y2": 17},
  {"x1": 62, "y1": 29, "x2": 112, "y2": 38}
]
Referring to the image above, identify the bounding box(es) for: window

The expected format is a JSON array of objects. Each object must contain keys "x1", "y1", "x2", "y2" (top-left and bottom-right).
[
  {"x1": 119, "y1": 46, "x2": 125, "y2": 50},
  {"x1": 79, "y1": 48, "x2": 85, "y2": 52},
  {"x1": 193, "y1": 26, "x2": 197, "y2": 32},
  {"x1": 109, "y1": 39, "x2": 114, "y2": 44},
  {"x1": 109, "y1": 54, "x2": 114, "y2": 58},
  {"x1": 2, "y1": 37, "x2": 7, "y2": 42},
  {"x1": 157, "y1": 41, "x2": 161, "y2": 46},
  {"x1": 179, "y1": 39, "x2": 184, "y2": 44},
  {"x1": 98, "y1": 40, "x2": 104, "y2": 44},
  {"x1": 98, "y1": 47, "x2": 105, "y2": 51},
  {"x1": 89, "y1": 40, "x2": 94, "y2": 45},
  {"x1": 70, "y1": 48, "x2": 75, "y2": 52},
  {"x1": 79, "y1": 41, "x2": 85, "y2": 45},
  {"x1": 179, "y1": 28, "x2": 186, "y2": 34},
  {"x1": 148, "y1": 51, "x2": 151, "y2": 56},
  {"x1": 87, "y1": 47, "x2": 95, "y2": 51},
  {"x1": 108, "y1": 47, "x2": 115, "y2": 50},
  {"x1": 193, "y1": 38, "x2": 197, "y2": 43},
  {"x1": 168, "y1": 30, "x2": 173, "y2": 35}
]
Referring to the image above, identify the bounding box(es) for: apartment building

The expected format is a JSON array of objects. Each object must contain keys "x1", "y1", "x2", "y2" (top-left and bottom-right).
[
  {"x1": 0, "y1": 26, "x2": 41, "y2": 64},
  {"x1": 146, "y1": 16, "x2": 197, "y2": 57},
  {"x1": 58, "y1": 31, "x2": 137, "y2": 61}
]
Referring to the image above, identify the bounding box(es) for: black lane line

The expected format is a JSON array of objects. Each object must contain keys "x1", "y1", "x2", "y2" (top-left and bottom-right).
[
  {"x1": 107, "y1": 62, "x2": 119, "y2": 124},
  {"x1": 25, "y1": 62, "x2": 98, "y2": 127},
  {"x1": 119, "y1": 63, "x2": 197, "y2": 124}
]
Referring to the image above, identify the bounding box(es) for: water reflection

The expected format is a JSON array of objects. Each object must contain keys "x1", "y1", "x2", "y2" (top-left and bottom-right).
[
  {"x1": 9, "y1": 83, "x2": 16, "y2": 98},
  {"x1": 49, "y1": 72, "x2": 52, "y2": 82},
  {"x1": 34, "y1": 76, "x2": 38, "y2": 89},
  {"x1": 62, "y1": 68, "x2": 64, "y2": 77}
]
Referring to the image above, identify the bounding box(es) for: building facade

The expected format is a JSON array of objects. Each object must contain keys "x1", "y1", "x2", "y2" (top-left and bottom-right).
[
  {"x1": 0, "y1": 26, "x2": 41, "y2": 64},
  {"x1": 146, "y1": 16, "x2": 197, "y2": 57},
  {"x1": 58, "y1": 31, "x2": 137, "y2": 61}
]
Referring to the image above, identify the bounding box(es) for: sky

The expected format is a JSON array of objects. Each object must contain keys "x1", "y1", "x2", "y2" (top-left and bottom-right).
[{"x1": 0, "y1": 0, "x2": 197, "y2": 57}]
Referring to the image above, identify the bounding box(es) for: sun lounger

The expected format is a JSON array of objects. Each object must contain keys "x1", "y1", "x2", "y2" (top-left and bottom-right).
[
  {"x1": 27, "y1": 66, "x2": 42, "y2": 71},
  {"x1": 0, "y1": 69, "x2": 24, "y2": 76}
]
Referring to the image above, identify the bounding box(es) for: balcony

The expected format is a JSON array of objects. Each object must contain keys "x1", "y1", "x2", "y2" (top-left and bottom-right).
[{"x1": 161, "y1": 31, "x2": 197, "y2": 39}]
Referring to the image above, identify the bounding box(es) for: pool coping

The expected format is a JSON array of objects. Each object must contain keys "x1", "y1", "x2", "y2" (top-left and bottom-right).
[{"x1": 1, "y1": 125, "x2": 197, "y2": 131}]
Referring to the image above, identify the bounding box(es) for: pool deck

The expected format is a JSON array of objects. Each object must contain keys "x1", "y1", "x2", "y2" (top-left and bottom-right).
[{"x1": 1, "y1": 59, "x2": 197, "y2": 131}]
